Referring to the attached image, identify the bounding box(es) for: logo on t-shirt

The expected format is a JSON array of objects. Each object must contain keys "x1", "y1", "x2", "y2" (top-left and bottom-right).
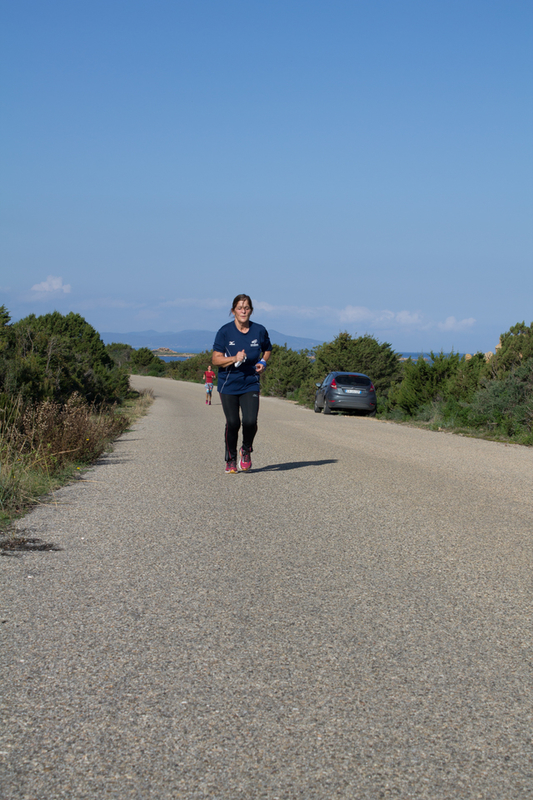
[
  {"x1": 251, "y1": 339, "x2": 259, "y2": 347},
  {"x1": 229, "y1": 341, "x2": 235, "y2": 346}
]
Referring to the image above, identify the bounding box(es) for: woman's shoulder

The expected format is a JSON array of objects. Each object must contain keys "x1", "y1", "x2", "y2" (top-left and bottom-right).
[
  {"x1": 214, "y1": 321, "x2": 234, "y2": 338},
  {"x1": 250, "y1": 320, "x2": 268, "y2": 333},
  {"x1": 251, "y1": 321, "x2": 271, "y2": 341}
]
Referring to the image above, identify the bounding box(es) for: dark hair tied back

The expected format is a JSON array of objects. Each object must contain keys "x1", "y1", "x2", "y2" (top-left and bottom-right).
[{"x1": 230, "y1": 294, "x2": 253, "y2": 315}]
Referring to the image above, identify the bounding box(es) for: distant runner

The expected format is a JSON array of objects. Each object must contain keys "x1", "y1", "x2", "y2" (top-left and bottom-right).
[
  {"x1": 203, "y1": 364, "x2": 216, "y2": 405},
  {"x1": 211, "y1": 294, "x2": 272, "y2": 473}
]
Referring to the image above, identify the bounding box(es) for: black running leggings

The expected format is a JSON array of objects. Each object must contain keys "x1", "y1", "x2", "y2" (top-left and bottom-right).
[{"x1": 220, "y1": 391, "x2": 260, "y2": 461}]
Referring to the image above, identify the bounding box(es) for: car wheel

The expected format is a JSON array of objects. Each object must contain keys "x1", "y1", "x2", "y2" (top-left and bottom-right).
[
  {"x1": 314, "y1": 398, "x2": 322, "y2": 413},
  {"x1": 367, "y1": 409, "x2": 376, "y2": 417},
  {"x1": 323, "y1": 400, "x2": 332, "y2": 415}
]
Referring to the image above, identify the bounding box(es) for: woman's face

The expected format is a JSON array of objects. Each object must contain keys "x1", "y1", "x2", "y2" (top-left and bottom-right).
[{"x1": 232, "y1": 300, "x2": 252, "y2": 326}]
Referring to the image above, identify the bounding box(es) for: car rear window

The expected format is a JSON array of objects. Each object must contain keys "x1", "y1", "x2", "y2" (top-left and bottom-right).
[{"x1": 336, "y1": 375, "x2": 371, "y2": 387}]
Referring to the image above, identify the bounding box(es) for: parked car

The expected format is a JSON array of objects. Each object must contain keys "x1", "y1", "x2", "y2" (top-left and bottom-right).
[{"x1": 314, "y1": 371, "x2": 377, "y2": 416}]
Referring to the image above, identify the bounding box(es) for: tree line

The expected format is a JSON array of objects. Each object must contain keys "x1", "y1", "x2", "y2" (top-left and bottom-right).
[
  {"x1": 0, "y1": 306, "x2": 139, "y2": 529},
  {"x1": 161, "y1": 323, "x2": 533, "y2": 445},
  {"x1": 1, "y1": 304, "x2": 530, "y2": 529},
  {"x1": 2, "y1": 306, "x2": 532, "y2": 449}
]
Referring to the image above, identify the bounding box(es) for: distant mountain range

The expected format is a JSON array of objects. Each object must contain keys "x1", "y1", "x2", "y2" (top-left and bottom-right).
[{"x1": 100, "y1": 329, "x2": 324, "y2": 352}]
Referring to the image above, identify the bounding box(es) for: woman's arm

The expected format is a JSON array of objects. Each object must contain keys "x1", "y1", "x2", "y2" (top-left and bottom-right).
[
  {"x1": 255, "y1": 350, "x2": 272, "y2": 374},
  {"x1": 212, "y1": 350, "x2": 246, "y2": 368}
]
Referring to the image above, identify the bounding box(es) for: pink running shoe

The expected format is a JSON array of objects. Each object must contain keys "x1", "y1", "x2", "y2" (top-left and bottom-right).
[
  {"x1": 225, "y1": 459, "x2": 238, "y2": 474},
  {"x1": 238, "y1": 448, "x2": 252, "y2": 472}
]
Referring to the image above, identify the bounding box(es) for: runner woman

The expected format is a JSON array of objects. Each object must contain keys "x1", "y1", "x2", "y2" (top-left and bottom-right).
[
  {"x1": 212, "y1": 294, "x2": 272, "y2": 473},
  {"x1": 203, "y1": 364, "x2": 216, "y2": 405}
]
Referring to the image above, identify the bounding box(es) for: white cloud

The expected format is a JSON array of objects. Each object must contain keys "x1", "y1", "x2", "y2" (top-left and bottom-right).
[
  {"x1": 30, "y1": 276, "x2": 71, "y2": 294},
  {"x1": 253, "y1": 301, "x2": 477, "y2": 336},
  {"x1": 338, "y1": 305, "x2": 376, "y2": 324},
  {"x1": 393, "y1": 310, "x2": 424, "y2": 326},
  {"x1": 254, "y1": 301, "x2": 276, "y2": 313},
  {"x1": 437, "y1": 316, "x2": 476, "y2": 332},
  {"x1": 161, "y1": 297, "x2": 330, "y2": 318},
  {"x1": 339, "y1": 306, "x2": 426, "y2": 327},
  {"x1": 256, "y1": 302, "x2": 428, "y2": 329},
  {"x1": 255, "y1": 302, "x2": 334, "y2": 319},
  {"x1": 146, "y1": 297, "x2": 476, "y2": 335}
]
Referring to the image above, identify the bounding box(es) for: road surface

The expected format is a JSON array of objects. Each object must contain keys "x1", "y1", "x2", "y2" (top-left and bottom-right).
[{"x1": 1, "y1": 375, "x2": 533, "y2": 799}]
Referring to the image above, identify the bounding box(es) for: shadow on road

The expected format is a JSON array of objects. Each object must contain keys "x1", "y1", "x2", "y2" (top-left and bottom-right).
[
  {"x1": 1, "y1": 534, "x2": 62, "y2": 556},
  {"x1": 253, "y1": 459, "x2": 337, "y2": 472}
]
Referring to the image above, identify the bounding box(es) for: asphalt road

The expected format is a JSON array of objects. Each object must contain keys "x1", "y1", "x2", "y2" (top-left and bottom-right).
[{"x1": 2, "y1": 375, "x2": 533, "y2": 799}]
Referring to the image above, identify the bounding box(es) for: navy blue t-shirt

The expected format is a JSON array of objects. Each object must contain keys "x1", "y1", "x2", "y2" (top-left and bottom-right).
[{"x1": 213, "y1": 320, "x2": 272, "y2": 395}]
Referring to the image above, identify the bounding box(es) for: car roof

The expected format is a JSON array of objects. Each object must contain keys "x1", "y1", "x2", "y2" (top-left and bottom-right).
[{"x1": 330, "y1": 371, "x2": 370, "y2": 378}]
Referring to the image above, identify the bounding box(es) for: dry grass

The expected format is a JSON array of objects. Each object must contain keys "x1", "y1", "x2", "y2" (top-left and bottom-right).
[{"x1": 0, "y1": 388, "x2": 154, "y2": 530}]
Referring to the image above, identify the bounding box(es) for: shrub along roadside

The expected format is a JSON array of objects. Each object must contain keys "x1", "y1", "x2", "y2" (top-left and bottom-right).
[
  {"x1": 130, "y1": 347, "x2": 167, "y2": 376},
  {"x1": 488, "y1": 321, "x2": 533, "y2": 378},
  {"x1": 458, "y1": 356, "x2": 533, "y2": 444},
  {"x1": 381, "y1": 351, "x2": 533, "y2": 446},
  {"x1": 166, "y1": 350, "x2": 214, "y2": 383},
  {"x1": 105, "y1": 342, "x2": 135, "y2": 368},
  {"x1": 151, "y1": 318, "x2": 533, "y2": 446},
  {"x1": 260, "y1": 344, "x2": 312, "y2": 399},
  {"x1": 0, "y1": 306, "x2": 155, "y2": 532},
  {"x1": 263, "y1": 328, "x2": 533, "y2": 446},
  {"x1": 2, "y1": 308, "x2": 129, "y2": 405},
  {"x1": 0, "y1": 389, "x2": 153, "y2": 533},
  {"x1": 385, "y1": 351, "x2": 487, "y2": 416},
  {"x1": 295, "y1": 332, "x2": 401, "y2": 408}
]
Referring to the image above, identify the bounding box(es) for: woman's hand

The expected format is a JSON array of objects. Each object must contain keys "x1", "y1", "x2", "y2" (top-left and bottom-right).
[{"x1": 235, "y1": 349, "x2": 246, "y2": 363}]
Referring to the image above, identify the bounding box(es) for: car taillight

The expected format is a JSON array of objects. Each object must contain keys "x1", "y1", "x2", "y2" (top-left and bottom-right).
[
  {"x1": 331, "y1": 379, "x2": 337, "y2": 388},
  {"x1": 370, "y1": 383, "x2": 374, "y2": 391}
]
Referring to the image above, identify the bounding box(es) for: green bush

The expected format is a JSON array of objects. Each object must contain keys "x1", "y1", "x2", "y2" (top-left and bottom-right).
[
  {"x1": 146, "y1": 362, "x2": 167, "y2": 377},
  {"x1": 130, "y1": 347, "x2": 166, "y2": 376},
  {"x1": 261, "y1": 344, "x2": 312, "y2": 398},
  {"x1": 297, "y1": 332, "x2": 401, "y2": 408},
  {"x1": 386, "y1": 351, "x2": 485, "y2": 415},
  {"x1": 131, "y1": 347, "x2": 157, "y2": 369},
  {"x1": 3, "y1": 311, "x2": 129, "y2": 405},
  {"x1": 167, "y1": 350, "x2": 214, "y2": 383},
  {"x1": 469, "y1": 356, "x2": 533, "y2": 440},
  {"x1": 312, "y1": 332, "x2": 400, "y2": 392},
  {"x1": 0, "y1": 307, "x2": 159, "y2": 528},
  {"x1": 488, "y1": 321, "x2": 533, "y2": 378},
  {"x1": 387, "y1": 356, "x2": 433, "y2": 415},
  {"x1": 106, "y1": 342, "x2": 135, "y2": 367},
  {"x1": 379, "y1": 324, "x2": 533, "y2": 444},
  {"x1": 446, "y1": 352, "x2": 487, "y2": 402}
]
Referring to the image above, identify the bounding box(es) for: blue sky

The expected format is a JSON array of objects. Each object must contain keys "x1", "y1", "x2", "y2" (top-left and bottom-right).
[{"x1": 1, "y1": 0, "x2": 532, "y2": 353}]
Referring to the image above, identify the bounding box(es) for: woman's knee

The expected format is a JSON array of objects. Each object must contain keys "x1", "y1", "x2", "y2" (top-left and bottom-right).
[
  {"x1": 226, "y1": 416, "x2": 241, "y2": 433},
  {"x1": 241, "y1": 411, "x2": 258, "y2": 430}
]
